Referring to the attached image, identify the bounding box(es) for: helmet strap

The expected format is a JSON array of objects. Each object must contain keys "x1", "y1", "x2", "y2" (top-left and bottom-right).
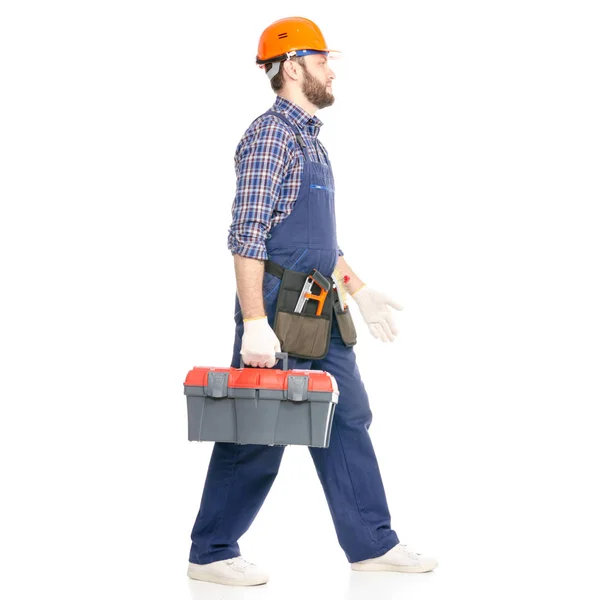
[{"x1": 266, "y1": 61, "x2": 281, "y2": 81}]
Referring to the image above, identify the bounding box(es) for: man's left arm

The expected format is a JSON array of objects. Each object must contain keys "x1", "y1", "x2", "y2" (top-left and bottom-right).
[{"x1": 334, "y1": 255, "x2": 403, "y2": 343}]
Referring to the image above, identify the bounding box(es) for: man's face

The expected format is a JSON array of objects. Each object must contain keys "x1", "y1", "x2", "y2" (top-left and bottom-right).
[{"x1": 299, "y1": 53, "x2": 336, "y2": 109}]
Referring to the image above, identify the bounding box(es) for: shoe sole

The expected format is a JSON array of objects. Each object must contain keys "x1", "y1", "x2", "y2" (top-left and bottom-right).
[
  {"x1": 187, "y1": 563, "x2": 269, "y2": 586},
  {"x1": 351, "y1": 561, "x2": 438, "y2": 573}
]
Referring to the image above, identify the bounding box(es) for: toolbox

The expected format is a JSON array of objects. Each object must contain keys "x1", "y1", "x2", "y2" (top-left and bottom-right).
[{"x1": 184, "y1": 353, "x2": 339, "y2": 448}]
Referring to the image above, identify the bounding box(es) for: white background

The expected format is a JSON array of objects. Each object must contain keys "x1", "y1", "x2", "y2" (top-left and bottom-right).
[{"x1": 1, "y1": 1, "x2": 599, "y2": 599}]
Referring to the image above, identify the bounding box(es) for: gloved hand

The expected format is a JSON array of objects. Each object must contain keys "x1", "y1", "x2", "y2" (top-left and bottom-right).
[
  {"x1": 240, "y1": 316, "x2": 281, "y2": 368},
  {"x1": 350, "y1": 285, "x2": 403, "y2": 342}
]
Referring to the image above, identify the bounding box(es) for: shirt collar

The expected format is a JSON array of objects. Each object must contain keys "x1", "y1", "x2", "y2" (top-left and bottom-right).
[{"x1": 272, "y1": 96, "x2": 323, "y2": 137}]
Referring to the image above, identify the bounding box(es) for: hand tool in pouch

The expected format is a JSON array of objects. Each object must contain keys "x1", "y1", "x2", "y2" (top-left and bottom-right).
[
  {"x1": 332, "y1": 269, "x2": 348, "y2": 309},
  {"x1": 294, "y1": 268, "x2": 331, "y2": 315}
]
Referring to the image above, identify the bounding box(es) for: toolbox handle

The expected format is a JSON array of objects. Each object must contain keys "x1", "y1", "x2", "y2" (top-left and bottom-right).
[
  {"x1": 239, "y1": 352, "x2": 290, "y2": 371},
  {"x1": 275, "y1": 352, "x2": 289, "y2": 371}
]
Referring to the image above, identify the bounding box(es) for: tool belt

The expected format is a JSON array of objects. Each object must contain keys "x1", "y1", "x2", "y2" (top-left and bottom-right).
[{"x1": 266, "y1": 260, "x2": 358, "y2": 360}]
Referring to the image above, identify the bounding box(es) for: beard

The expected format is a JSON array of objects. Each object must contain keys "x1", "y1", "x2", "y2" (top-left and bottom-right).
[{"x1": 300, "y1": 65, "x2": 335, "y2": 109}]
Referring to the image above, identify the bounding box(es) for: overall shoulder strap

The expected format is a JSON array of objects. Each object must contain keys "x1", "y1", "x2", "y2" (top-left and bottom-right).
[{"x1": 262, "y1": 110, "x2": 309, "y2": 160}]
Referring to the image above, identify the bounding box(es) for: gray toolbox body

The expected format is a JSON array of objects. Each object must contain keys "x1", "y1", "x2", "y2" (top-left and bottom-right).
[{"x1": 184, "y1": 353, "x2": 339, "y2": 448}]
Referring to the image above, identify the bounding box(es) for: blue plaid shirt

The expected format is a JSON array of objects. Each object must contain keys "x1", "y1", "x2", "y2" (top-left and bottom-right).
[{"x1": 227, "y1": 96, "x2": 343, "y2": 261}]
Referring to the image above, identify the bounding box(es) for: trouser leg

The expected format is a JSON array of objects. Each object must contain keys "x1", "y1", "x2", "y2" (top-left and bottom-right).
[
  {"x1": 189, "y1": 325, "x2": 308, "y2": 565},
  {"x1": 309, "y1": 324, "x2": 399, "y2": 562},
  {"x1": 189, "y1": 441, "x2": 285, "y2": 564}
]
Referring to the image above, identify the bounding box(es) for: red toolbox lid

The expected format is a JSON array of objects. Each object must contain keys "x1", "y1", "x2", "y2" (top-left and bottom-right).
[{"x1": 184, "y1": 366, "x2": 337, "y2": 394}]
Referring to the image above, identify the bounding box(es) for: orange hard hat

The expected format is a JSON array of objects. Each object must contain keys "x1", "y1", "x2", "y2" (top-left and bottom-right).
[{"x1": 256, "y1": 16, "x2": 338, "y2": 65}]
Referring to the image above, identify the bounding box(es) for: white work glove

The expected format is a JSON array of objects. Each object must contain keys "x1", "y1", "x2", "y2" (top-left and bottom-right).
[
  {"x1": 351, "y1": 285, "x2": 403, "y2": 343},
  {"x1": 240, "y1": 316, "x2": 281, "y2": 368}
]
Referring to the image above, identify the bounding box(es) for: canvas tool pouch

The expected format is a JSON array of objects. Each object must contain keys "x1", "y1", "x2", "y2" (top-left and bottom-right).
[
  {"x1": 265, "y1": 260, "x2": 357, "y2": 358},
  {"x1": 333, "y1": 293, "x2": 358, "y2": 347}
]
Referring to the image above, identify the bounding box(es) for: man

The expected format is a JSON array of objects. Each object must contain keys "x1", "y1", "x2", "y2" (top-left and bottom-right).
[{"x1": 187, "y1": 16, "x2": 438, "y2": 586}]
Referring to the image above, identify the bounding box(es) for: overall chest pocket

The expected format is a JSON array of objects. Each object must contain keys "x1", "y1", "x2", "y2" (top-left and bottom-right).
[{"x1": 309, "y1": 184, "x2": 335, "y2": 193}]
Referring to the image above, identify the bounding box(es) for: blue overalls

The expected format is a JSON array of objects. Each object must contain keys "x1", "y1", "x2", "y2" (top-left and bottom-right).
[{"x1": 189, "y1": 110, "x2": 400, "y2": 565}]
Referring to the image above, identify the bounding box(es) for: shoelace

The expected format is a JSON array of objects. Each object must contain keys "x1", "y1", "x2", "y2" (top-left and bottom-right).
[
  {"x1": 396, "y1": 543, "x2": 422, "y2": 559},
  {"x1": 226, "y1": 557, "x2": 255, "y2": 571}
]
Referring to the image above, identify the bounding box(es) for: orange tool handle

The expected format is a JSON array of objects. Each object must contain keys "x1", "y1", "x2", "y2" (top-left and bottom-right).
[{"x1": 304, "y1": 288, "x2": 328, "y2": 316}]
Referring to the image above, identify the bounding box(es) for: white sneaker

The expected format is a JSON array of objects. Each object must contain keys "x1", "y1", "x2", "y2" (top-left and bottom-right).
[
  {"x1": 350, "y1": 543, "x2": 438, "y2": 573},
  {"x1": 187, "y1": 556, "x2": 269, "y2": 586}
]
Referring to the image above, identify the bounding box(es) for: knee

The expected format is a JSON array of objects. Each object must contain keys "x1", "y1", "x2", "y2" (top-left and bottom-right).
[{"x1": 335, "y1": 401, "x2": 373, "y2": 431}]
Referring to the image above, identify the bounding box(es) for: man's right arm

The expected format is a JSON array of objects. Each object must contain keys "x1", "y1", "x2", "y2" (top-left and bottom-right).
[
  {"x1": 228, "y1": 118, "x2": 294, "y2": 320},
  {"x1": 234, "y1": 253, "x2": 282, "y2": 368},
  {"x1": 234, "y1": 254, "x2": 266, "y2": 320}
]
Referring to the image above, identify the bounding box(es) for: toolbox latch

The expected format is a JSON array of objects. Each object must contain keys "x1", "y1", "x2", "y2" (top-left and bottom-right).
[
  {"x1": 286, "y1": 375, "x2": 309, "y2": 402},
  {"x1": 207, "y1": 372, "x2": 229, "y2": 399}
]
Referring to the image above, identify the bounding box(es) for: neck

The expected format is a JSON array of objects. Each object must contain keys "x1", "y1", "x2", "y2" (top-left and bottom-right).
[{"x1": 277, "y1": 90, "x2": 317, "y2": 116}]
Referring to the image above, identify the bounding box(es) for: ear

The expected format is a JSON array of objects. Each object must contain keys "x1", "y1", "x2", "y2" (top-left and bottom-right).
[{"x1": 282, "y1": 59, "x2": 302, "y2": 82}]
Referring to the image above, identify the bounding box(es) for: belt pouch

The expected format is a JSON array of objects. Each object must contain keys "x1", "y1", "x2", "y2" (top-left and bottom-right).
[
  {"x1": 333, "y1": 298, "x2": 358, "y2": 347},
  {"x1": 273, "y1": 267, "x2": 333, "y2": 360}
]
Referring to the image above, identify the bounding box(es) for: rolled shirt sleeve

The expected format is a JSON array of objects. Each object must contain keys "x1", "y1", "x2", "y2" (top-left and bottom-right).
[{"x1": 227, "y1": 118, "x2": 295, "y2": 261}]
